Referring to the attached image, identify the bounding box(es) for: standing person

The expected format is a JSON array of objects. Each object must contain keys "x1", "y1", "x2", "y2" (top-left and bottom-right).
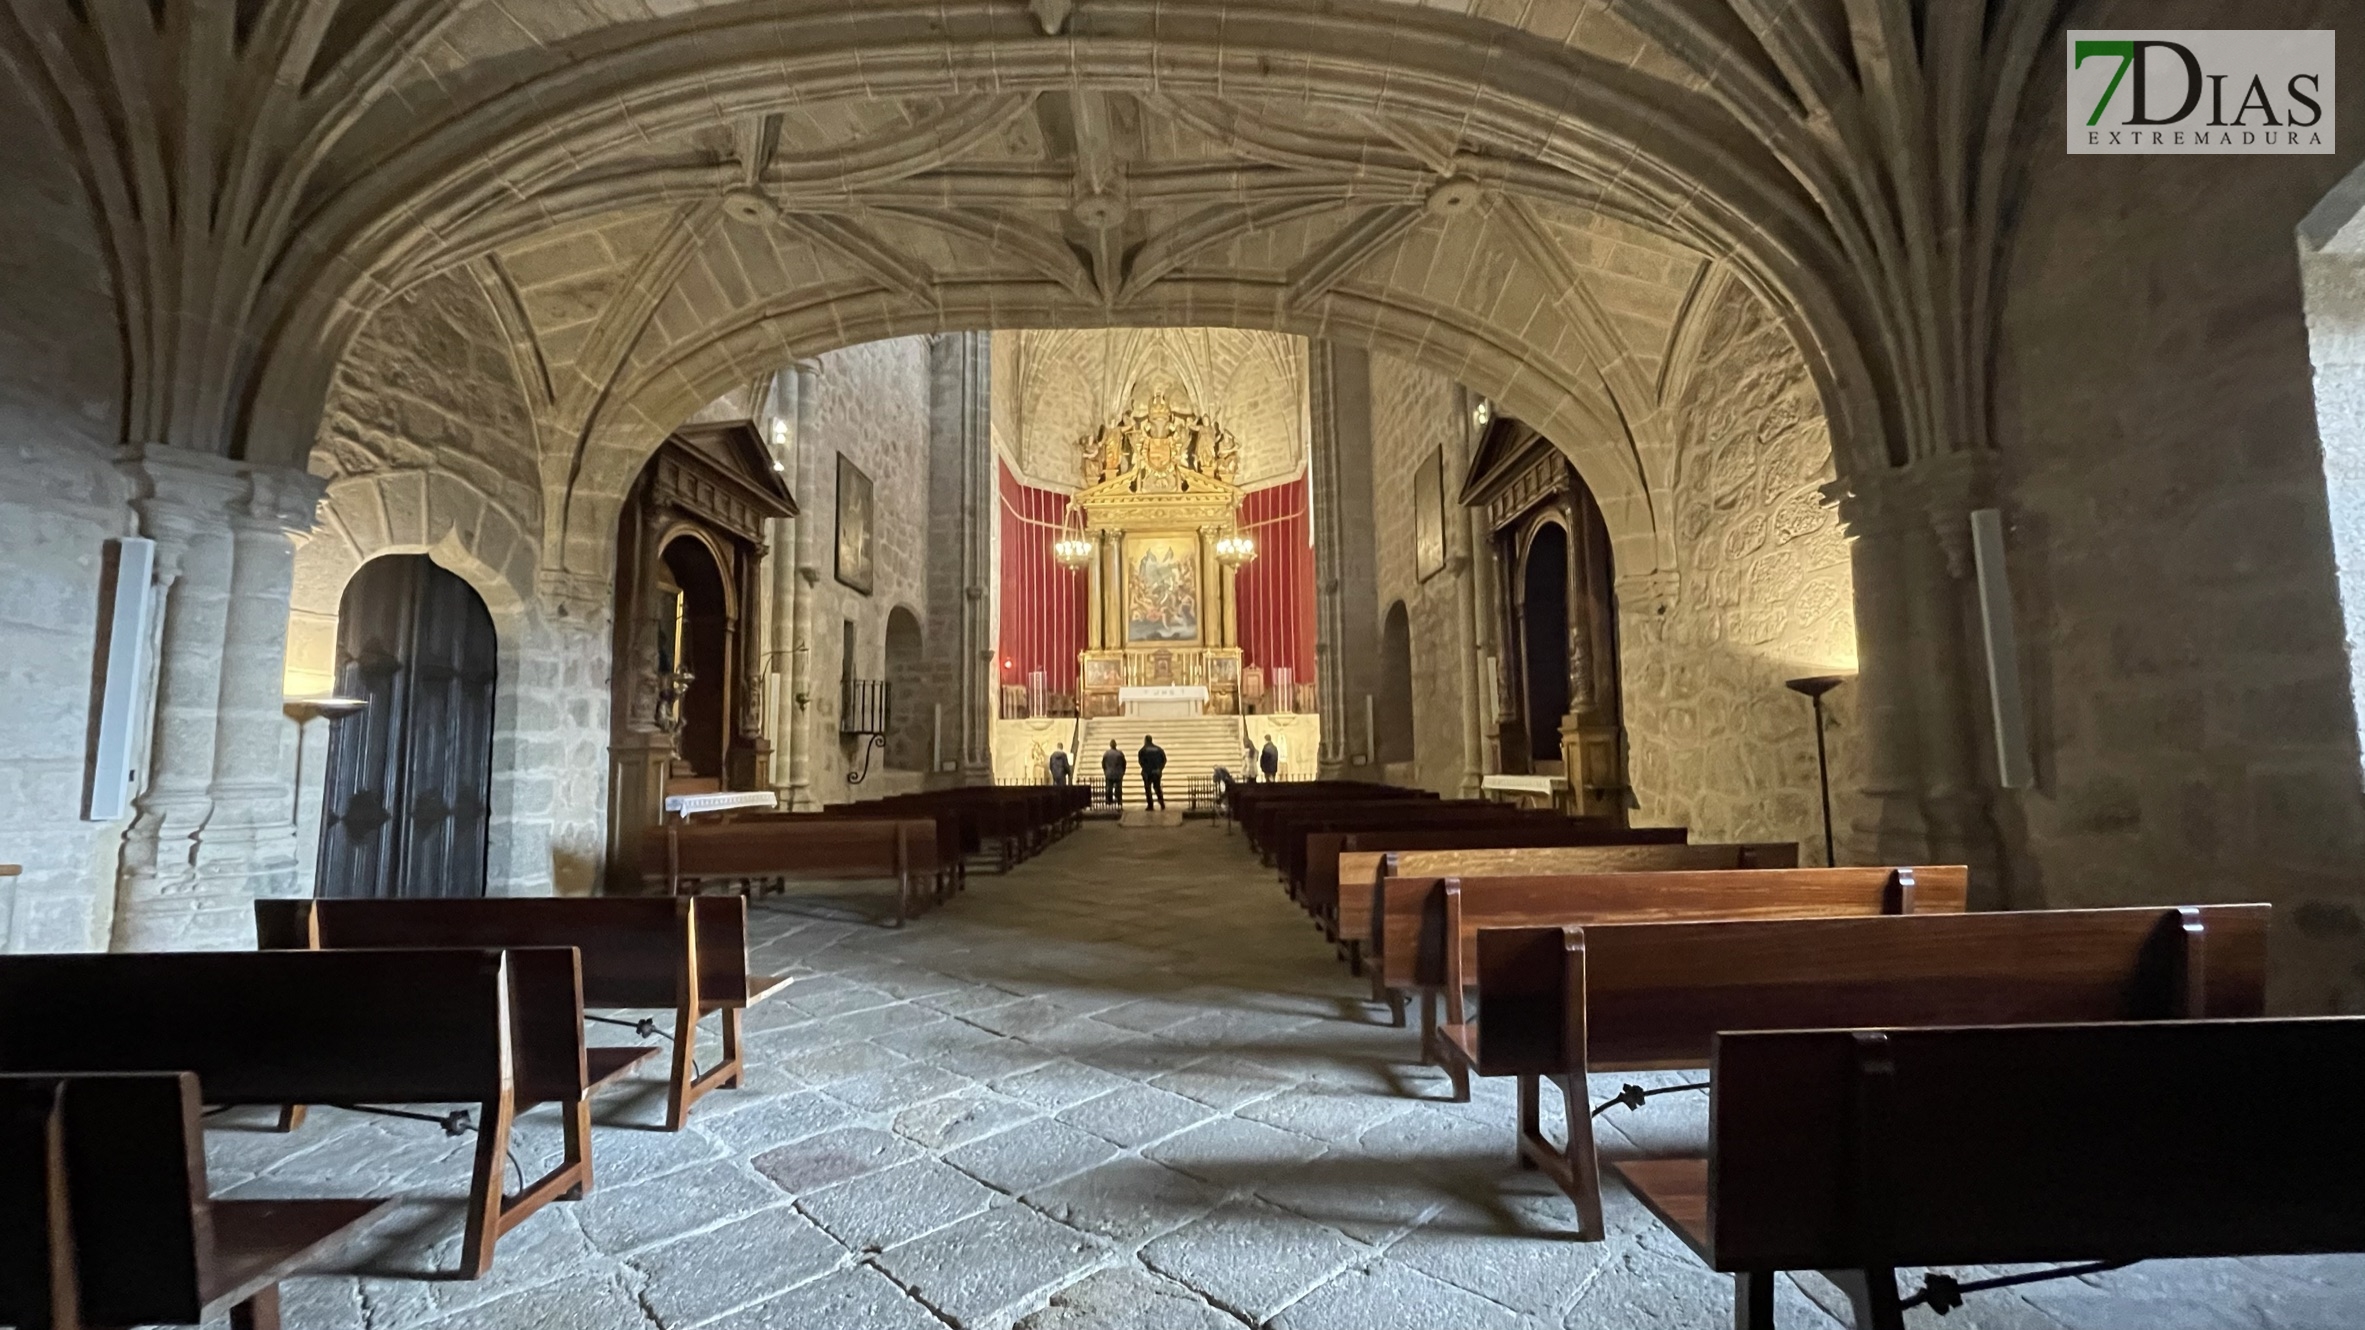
[
  {"x1": 1260, "y1": 734, "x2": 1281, "y2": 782},
  {"x1": 1101, "y1": 740, "x2": 1127, "y2": 807},
  {"x1": 1242, "y1": 743, "x2": 1261, "y2": 783},
  {"x1": 1139, "y1": 734, "x2": 1168, "y2": 810},
  {"x1": 1047, "y1": 743, "x2": 1072, "y2": 786}
]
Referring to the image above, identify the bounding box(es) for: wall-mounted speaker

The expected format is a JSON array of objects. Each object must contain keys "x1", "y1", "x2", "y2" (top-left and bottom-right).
[
  {"x1": 1969, "y1": 510, "x2": 2034, "y2": 790},
  {"x1": 86, "y1": 537, "x2": 156, "y2": 822}
]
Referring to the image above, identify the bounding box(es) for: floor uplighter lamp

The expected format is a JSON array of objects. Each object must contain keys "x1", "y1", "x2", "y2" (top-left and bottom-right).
[{"x1": 1784, "y1": 675, "x2": 1847, "y2": 867}]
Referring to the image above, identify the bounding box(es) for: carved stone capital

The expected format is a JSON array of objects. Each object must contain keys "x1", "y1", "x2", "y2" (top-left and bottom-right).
[
  {"x1": 1613, "y1": 570, "x2": 1679, "y2": 620},
  {"x1": 118, "y1": 444, "x2": 326, "y2": 542},
  {"x1": 1829, "y1": 452, "x2": 1994, "y2": 576}
]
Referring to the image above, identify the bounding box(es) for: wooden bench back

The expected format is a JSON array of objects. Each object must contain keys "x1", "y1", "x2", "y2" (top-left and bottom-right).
[
  {"x1": 1384, "y1": 866, "x2": 1969, "y2": 990},
  {"x1": 644, "y1": 817, "x2": 934, "y2": 882},
  {"x1": 1336, "y1": 838, "x2": 1771, "y2": 939},
  {"x1": 0, "y1": 1072, "x2": 210, "y2": 1327},
  {"x1": 1277, "y1": 804, "x2": 1589, "y2": 875},
  {"x1": 0, "y1": 949, "x2": 591, "y2": 1106},
  {"x1": 1707, "y1": 1015, "x2": 2365, "y2": 1270},
  {"x1": 1473, "y1": 903, "x2": 2267, "y2": 1074},
  {"x1": 256, "y1": 896, "x2": 760, "y2": 1007},
  {"x1": 1268, "y1": 805, "x2": 1560, "y2": 880},
  {"x1": 1239, "y1": 787, "x2": 1437, "y2": 850}
]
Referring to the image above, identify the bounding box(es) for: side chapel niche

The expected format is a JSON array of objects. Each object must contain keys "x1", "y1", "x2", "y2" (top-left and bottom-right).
[
  {"x1": 1462, "y1": 415, "x2": 1628, "y2": 819},
  {"x1": 606, "y1": 421, "x2": 797, "y2": 890}
]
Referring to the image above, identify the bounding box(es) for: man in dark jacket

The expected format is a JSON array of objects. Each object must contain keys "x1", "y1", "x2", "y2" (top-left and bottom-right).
[
  {"x1": 1101, "y1": 740, "x2": 1127, "y2": 806},
  {"x1": 1047, "y1": 744, "x2": 1072, "y2": 786},
  {"x1": 1260, "y1": 735, "x2": 1281, "y2": 781},
  {"x1": 1138, "y1": 735, "x2": 1169, "y2": 810}
]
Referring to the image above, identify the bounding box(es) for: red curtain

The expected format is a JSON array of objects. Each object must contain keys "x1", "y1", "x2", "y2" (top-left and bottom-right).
[
  {"x1": 996, "y1": 462, "x2": 1089, "y2": 693},
  {"x1": 1236, "y1": 473, "x2": 1316, "y2": 685}
]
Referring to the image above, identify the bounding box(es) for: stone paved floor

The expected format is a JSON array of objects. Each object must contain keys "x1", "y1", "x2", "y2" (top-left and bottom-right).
[{"x1": 208, "y1": 822, "x2": 2365, "y2": 1329}]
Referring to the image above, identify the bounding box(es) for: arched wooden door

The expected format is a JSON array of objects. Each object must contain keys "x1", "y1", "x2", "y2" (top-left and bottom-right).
[{"x1": 317, "y1": 555, "x2": 498, "y2": 899}]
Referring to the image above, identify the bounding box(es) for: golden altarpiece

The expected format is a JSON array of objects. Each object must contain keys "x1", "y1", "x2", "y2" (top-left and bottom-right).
[{"x1": 1068, "y1": 390, "x2": 1252, "y2": 718}]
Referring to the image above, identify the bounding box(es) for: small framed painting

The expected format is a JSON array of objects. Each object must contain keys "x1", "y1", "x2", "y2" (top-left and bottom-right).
[
  {"x1": 835, "y1": 454, "x2": 874, "y2": 595},
  {"x1": 1414, "y1": 447, "x2": 1448, "y2": 581}
]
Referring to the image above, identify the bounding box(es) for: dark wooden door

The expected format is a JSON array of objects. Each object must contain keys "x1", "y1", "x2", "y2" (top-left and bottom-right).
[{"x1": 318, "y1": 556, "x2": 498, "y2": 899}]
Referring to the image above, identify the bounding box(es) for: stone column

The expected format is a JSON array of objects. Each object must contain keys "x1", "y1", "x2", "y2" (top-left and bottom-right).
[
  {"x1": 1834, "y1": 455, "x2": 2001, "y2": 892},
  {"x1": 1101, "y1": 533, "x2": 1122, "y2": 651},
  {"x1": 1309, "y1": 343, "x2": 1381, "y2": 775},
  {"x1": 785, "y1": 361, "x2": 823, "y2": 809},
  {"x1": 113, "y1": 447, "x2": 321, "y2": 951},
  {"x1": 924, "y1": 333, "x2": 996, "y2": 784},
  {"x1": 1197, "y1": 524, "x2": 1220, "y2": 654}
]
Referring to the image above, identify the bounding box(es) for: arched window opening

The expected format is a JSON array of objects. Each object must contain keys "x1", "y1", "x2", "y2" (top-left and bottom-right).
[
  {"x1": 1518, "y1": 523, "x2": 1574, "y2": 768},
  {"x1": 884, "y1": 607, "x2": 929, "y2": 772},
  {"x1": 1377, "y1": 601, "x2": 1417, "y2": 766},
  {"x1": 661, "y1": 536, "x2": 732, "y2": 785}
]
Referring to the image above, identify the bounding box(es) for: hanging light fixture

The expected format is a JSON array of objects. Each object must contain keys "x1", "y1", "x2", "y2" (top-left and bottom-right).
[
  {"x1": 1215, "y1": 527, "x2": 1257, "y2": 568},
  {"x1": 1053, "y1": 507, "x2": 1095, "y2": 569}
]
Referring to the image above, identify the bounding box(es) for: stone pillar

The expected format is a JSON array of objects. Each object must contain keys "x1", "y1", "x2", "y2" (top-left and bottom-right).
[
  {"x1": 785, "y1": 361, "x2": 823, "y2": 809},
  {"x1": 924, "y1": 333, "x2": 996, "y2": 784},
  {"x1": 1834, "y1": 456, "x2": 2002, "y2": 893},
  {"x1": 113, "y1": 447, "x2": 321, "y2": 951},
  {"x1": 1448, "y1": 396, "x2": 1486, "y2": 799},
  {"x1": 1310, "y1": 343, "x2": 1381, "y2": 775}
]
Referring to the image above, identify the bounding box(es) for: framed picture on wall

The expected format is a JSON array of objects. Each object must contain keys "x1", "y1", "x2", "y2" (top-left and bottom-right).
[
  {"x1": 834, "y1": 454, "x2": 875, "y2": 595},
  {"x1": 1414, "y1": 447, "x2": 1448, "y2": 581},
  {"x1": 1124, "y1": 532, "x2": 1202, "y2": 645}
]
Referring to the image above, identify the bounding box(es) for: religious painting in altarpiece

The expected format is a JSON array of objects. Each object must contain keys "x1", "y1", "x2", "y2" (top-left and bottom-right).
[{"x1": 1125, "y1": 533, "x2": 1202, "y2": 645}]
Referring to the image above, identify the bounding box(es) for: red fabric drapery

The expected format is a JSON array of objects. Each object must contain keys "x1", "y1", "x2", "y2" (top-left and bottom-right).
[
  {"x1": 996, "y1": 462, "x2": 1088, "y2": 692},
  {"x1": 994, "y1": 462, "x2": 1315, "y2": 696}
]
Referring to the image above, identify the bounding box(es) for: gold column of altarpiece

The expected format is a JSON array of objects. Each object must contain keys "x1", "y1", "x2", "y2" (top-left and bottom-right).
[{"x1": 1071, "y1": 390, "x2": 1247, "y2": 718}]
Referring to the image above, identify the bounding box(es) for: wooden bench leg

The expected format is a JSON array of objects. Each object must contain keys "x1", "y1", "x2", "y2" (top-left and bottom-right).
[
  {"x1": 231, "y1": 1284, "x2": 281, "y2": 1330},
  {"x1": 1733, "y1": 1272, "x2": 1776, "y2": 1330},
  {"x1": 1419, "y1": 988, "x2": 1438, "y2": 1065},
  {"x1": 460, "y1": 1095, "x2": 515, "y2": 1279},
  {"x1": 1817, "y1": 1270, "x2": 1904, "y2": 1330},
  {"x1": 721, "y1": 1006, "x2": 746, "y2": 1089},
  {"x1": 1516, "y1": 1074, "x2": 1604, "y2": 1241},
  {"x1": 665, "y1": 1004, "x2": 701, "y2": 1132},
  {"x1": 276, "y1": 1104, "x2": 307, "y2": 1133},
  {"x1": 561, "y1": 1095, "x2": 593, "y2": 1200},
  {"x1": 467, "y1": 1089, "x2": 593, "y2": 1279}
]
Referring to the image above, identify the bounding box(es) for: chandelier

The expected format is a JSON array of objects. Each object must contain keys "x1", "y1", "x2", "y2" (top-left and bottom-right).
[
  {"x1": 1214, "y1": 529, "x2": 1257, "y2": 567},
  {"x1": 1052, "y1": 510, "x2": 1095, "y2": 569}
]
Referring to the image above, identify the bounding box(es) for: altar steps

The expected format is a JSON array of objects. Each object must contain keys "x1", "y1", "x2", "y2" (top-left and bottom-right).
[{"x1": 1078, "y1": 715, "x2": 1252, "y2": 810}]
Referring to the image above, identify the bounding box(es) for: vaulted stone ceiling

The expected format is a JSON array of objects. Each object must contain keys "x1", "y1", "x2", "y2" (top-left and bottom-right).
[{"x1": 3, "y1": 0, "x2": 2069, "y2": 581}]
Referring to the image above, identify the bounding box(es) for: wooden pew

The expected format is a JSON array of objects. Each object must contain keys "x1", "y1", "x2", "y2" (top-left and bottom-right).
[
  {"x1": 257, "y1": 896, "x2": 791, "y2": 1130},
  {"x1": 1236, "y1": 785, "x2": 1436, "y2": 859},
  {"x1": 1378, "y1": 865, "x2": 1967, "y2": 1068},
  {"x1": 1616, "y1": 1015, "x2": 2365, "y2": 1329},
  {"x1": 2, "y1": 1072, "x2": 388, "y2": 1330},
  {"x1": 645, "y1": 817, "x2": 937, "y2": 925},
  {"x1": 1280, "y1": 809, "x2": 1588, "y2": 909},
  {"x1": 1329, "y1": 833, "x2": 1745, "y2": 971},
  {"x1": 725, "y1": 808, "x2": 966, "y2": 900},
  {"x1": 1457, "y1": 903, "x2": 2266, "y2": 1241},
  {"x1": 0, "y1": 948, "x2": 652, "y2": 1278}
]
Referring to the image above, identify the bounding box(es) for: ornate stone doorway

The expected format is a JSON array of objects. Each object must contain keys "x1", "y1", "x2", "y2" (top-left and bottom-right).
[{"x1": 316, "y1": 555, "x2": 497, "y2": 900}]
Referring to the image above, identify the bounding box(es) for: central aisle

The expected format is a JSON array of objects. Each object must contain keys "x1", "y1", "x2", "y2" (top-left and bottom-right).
[{"x1": 211, "y1": 822, "x2": 2362, "y2": 1330}]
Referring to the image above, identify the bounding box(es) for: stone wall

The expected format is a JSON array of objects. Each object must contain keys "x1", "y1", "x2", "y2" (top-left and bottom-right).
[
  {"x1": 1368, "y1": 353, "x2": 1474, "y2": 796},
  {"x1": 289, "y1": 269, "x2": 610, "y2": 898},
  {"x1": 1622, "y1": 277, "x2": 1862, "y2": 860},
  {"x1": 0, "y1": 71, "x2": 136, "y2": 951},
  {"x1": 1995, "y1": 0, "x2": 2365, "y2": 1012},
  {"x1": 801, "y1": 338, "x2": 935, "y2": 799}
]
